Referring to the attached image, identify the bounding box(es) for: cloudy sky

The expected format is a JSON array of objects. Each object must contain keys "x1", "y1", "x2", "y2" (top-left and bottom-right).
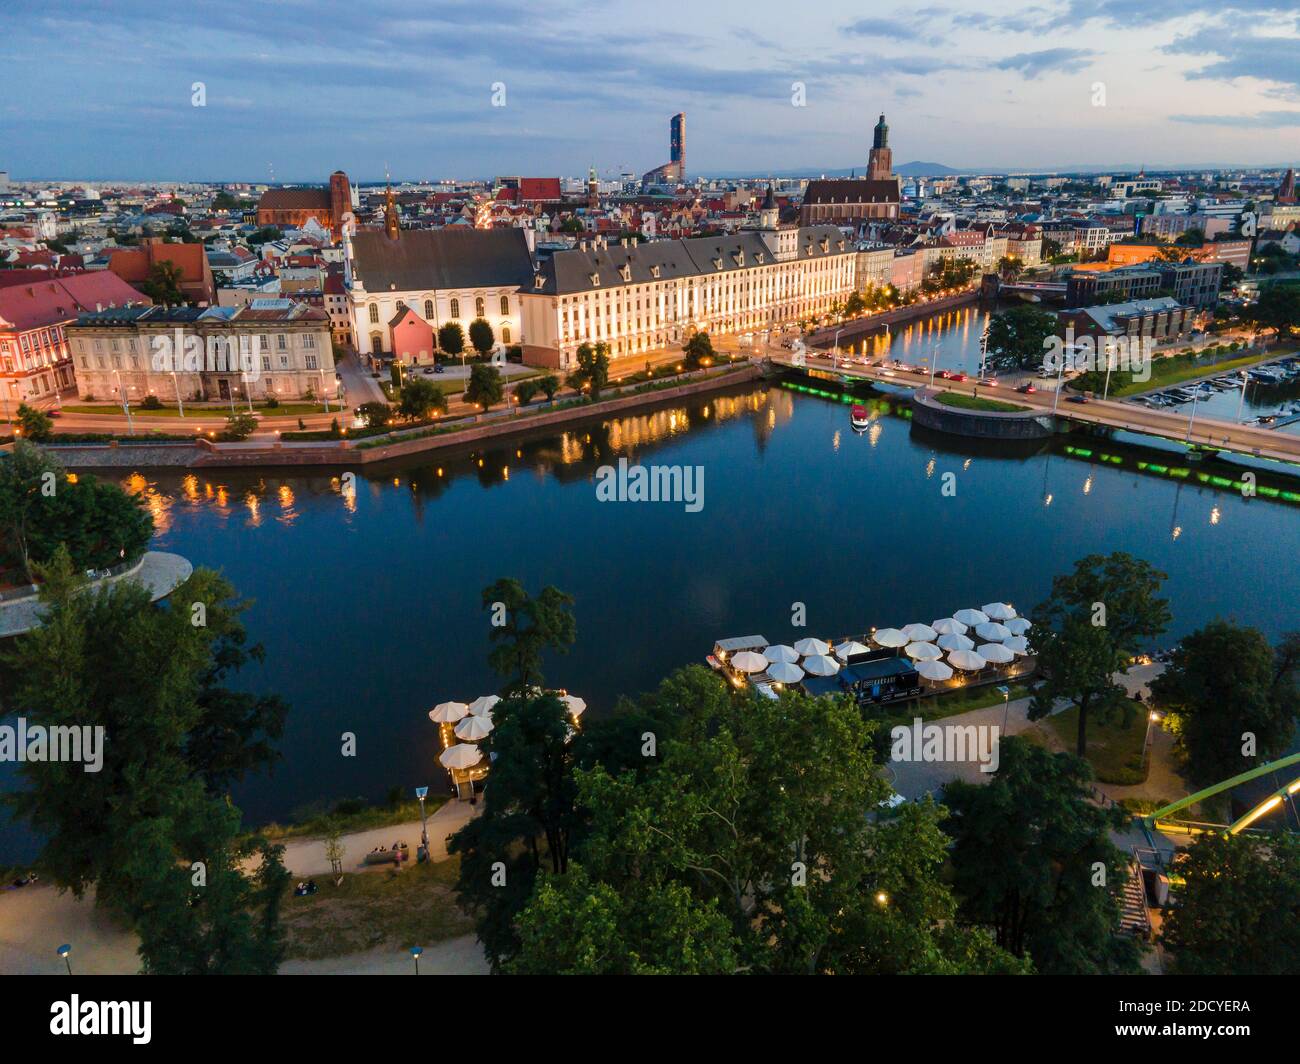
[{"x1": 3, "y1": 0, "x2": 1297, "y2": 182}]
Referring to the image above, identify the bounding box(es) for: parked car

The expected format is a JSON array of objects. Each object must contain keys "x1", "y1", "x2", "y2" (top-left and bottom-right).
[{"x1": 433, "y1": 363, "x2": 445, "y2": 374}]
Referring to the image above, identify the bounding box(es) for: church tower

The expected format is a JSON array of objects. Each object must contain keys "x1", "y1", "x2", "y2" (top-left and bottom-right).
[
  {"x1": 383, "y1": 183, "x2": 400, "y2": 240},
  {"x1": 587, "y1": 166, "x2": 600, "y2": 211},
  {"x1": 868, "y1": 113, "x2": 892, "y2": 181},
  {"x1": 759, "y1": 184, "x2": 779, "y2": 230}
]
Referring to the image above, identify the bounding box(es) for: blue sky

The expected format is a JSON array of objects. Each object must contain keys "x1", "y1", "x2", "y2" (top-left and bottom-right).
[{"x1": 2, "y1": 0, "x2": 1297, "y2": 182}]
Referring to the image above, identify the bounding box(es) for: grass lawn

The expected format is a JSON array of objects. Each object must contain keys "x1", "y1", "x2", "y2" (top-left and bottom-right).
[
  {"x1": 934, "y1": 391, "x2": 1029, "y2": 413},
  {"x1": 1041, "y1": 704, "x2": 1149, "y2": 784},
  {"x1": 1109, "y1": 350, "x2": 1277, "y2": 398},
  {"x1": 63, "y1": 402, "x2": 327, "y2": 418},
  {"x1": 257, "y1": 797, "x2": 448, "y2": 842},
  {"x1": 281, "y1": 856, "x2": 472, "y2": 960}
]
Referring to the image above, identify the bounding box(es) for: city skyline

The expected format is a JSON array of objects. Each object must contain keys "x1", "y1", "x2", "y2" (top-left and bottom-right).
[{"x1": 3, "y1": 0, "x2": 1297, "y2": 182}]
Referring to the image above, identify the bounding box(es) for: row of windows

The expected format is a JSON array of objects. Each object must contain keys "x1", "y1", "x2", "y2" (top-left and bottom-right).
[{"x1": 369, "y1": 295, "x2": 511, "y2": 324}]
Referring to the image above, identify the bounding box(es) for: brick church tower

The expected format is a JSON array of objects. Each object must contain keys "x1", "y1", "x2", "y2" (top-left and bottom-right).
[
  {"x1": 328, "y1": 171, "x2": 352, "y2": 238},
  {"x1": 868, "y1": 114, "x2": 892, "y2": 181}
]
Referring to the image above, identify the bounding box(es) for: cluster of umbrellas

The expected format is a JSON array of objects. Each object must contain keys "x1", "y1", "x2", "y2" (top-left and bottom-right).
[
  {"x1": 429, "y1": 692, "x2": 589, "y2": 773},
  {"x1": 729, "y1": 637, "x2": 852, "y2": 684},
  {"x1": 873, "y1": 603, "x2": 1032, "y2": 683}
]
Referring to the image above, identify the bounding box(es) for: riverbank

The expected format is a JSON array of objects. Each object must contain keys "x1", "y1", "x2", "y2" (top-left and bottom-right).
[{"x1": 34, "y1": 362, "x2": 763, "y2": 470}]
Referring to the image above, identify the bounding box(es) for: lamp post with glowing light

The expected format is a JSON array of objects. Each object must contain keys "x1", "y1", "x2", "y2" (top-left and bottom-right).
[
  {"x1": 409, "y1": 945, "x2": 423, "y2": 975},
  {"x1": 1144, "y1": 710, "x2": 1160, "y2": 765},
  {"x1": 57, "y1": 943, "x2": 72, "y2": 975},
  {"x1": 415, "y1": 785, "x2": 430, "y2": 861}
]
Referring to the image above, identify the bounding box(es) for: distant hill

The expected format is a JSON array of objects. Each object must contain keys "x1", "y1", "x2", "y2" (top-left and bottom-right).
[{"x1": 894, "y1": 160, "x2": 963, "y2": 177}]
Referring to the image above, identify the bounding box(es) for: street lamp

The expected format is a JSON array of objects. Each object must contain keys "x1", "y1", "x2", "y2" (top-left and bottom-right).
[
  {"x1": 1050, "y1": 351, "x2": 1067, "y2": 416},
  {"x1": 57, "y1": 943, "x2": 72, "y2": 975},
  {"x1": 415, "y1": 785, "x2": 430, "y2": 861},
  {"x1": 112, "y1": 370, "x2": 134, "y2": 435},
  {"x1": 409, "y1": 945, "x2": 423, "y2": 975},
  {"x1": 172, "y1": 369, "x2": 184, "y2": 418},
  {"x1": 1235, "y1": 369, "x2": 1250, "y2": 423},
  {"x1": 1184, "y1": 384, "x2": 1202, "y2": 443}
]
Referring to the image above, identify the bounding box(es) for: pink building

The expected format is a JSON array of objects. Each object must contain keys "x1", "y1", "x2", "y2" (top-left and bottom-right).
[{"x1": 389, "y1": 306, "x2": 436, "y2": 365}]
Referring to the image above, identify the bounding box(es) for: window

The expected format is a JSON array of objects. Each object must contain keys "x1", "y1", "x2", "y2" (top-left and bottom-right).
[
  {"x1": 262, "y1": 356, "x2": 271, "y2": 371},
  {"x1": 303, "y1": 333, "x2": 316, "y2": 348},
  {"x1": 305, "y1": 354, "x2": 318, "y2": 370},
  {"x1": 368, "y1": 303, "x2": 379, "y2": 323},
  {"x1": 279, "y1": 355, "x2": 289, "y2": 369},
  {"x1": 424, "y1": 299, "x2": 434, "y2": 319},
  {"x1": 277, "y1": 334, "x2": 287, "y2": 350},
  {"x1": 475, "y1": 297, "x2": 485, "y2": 317},
  {"x1": 502, "y1": 326, "x2": 511, "y2": 344},
  {"x1": 450, "y1": 298, "x2": 460, "y2": 318},
  {"x1": 499, "y1": 295, "x2": 509, "y2": 315}
]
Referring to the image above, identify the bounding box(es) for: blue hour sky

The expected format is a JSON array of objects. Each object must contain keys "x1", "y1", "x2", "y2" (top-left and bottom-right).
[{"x1": 2, "y1": 0, "x2": 1297, "y2": 182}]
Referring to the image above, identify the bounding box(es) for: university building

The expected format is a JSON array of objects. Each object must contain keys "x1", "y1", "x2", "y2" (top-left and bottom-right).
[
  {"x1": 67, "y1": 300, "x2": 336, "y2": 404},
  {"x1": 519, "y1": 218, "x2": 857, "y2": 370},
  {"x1": 345, "y1": 195, "x2": 535, "y2": 362}
]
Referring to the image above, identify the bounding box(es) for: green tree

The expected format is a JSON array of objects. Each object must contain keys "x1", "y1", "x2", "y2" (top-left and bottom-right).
[
  {"x1": 1150, "y1": 623, "x2": 1300, "y2": 787},
  {"x1": 997, "y1": 256, "x2": 1025, "y2": 282},
  {"x1": 683, "y1": 331, "x2": 714, "y2": 370},
  {"x1": 844, "y1": 290, "x2": 866, "y2": 316},
  {"x1": 1246, "y1": 285, "x2": 1300, "y2": 338},
  {"x1": 437, "y1": 321, "x2": 466, "y2": 360},
  {"x1": 986, "y1": 304, "x2": 1060, "y2": 368},
  {"x1": 396, "y1": 376, "x2": 447, "y2": 422},
  {"x1": 16, "y1": 403, "x2": 53, "y2": 441},
  {"x1": 945, "y1": 738, "x2": 1142, "y2": 974},
  {"x1": 567, "y1": 341, "x2": 610, "y2": 398},
  {"x1": 1028, "y1": 552, "x2": 1171, "y2": 757},
  {"x1": 139, "y1": 260, "x2": 187, "y2": 305},
  {"x1": 538, "y1": 374, "x2": 561, "y2": 403},
  {"x1": 220, "y1": 412, "x2": 258, "y2": 440},
  {"x1": 480, "y1": 577, "x2": 576, "y2": 694},
  {"x1": 513, "y1": 378, "x2": 541, "y2": 406},
  {"x1": 465, "y1": 363, "x2": 505, "y2": 411},
  {"x1": 355, "y1": 401, "x2": 393, "y2": 429},
  {"x1": 468, "y1": 318, "x2": 495, "y2": 358},
  {"x1": 1161, "y1": 832, "x2": 1300, "y2": 974},
  {"x1": 0, "y1": 556, "x2": 289, "y2": 946}
]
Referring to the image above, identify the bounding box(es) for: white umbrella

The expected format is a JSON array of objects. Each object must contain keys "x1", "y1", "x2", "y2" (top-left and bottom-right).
[
  {"x1": 439, "y1": 743, "x2": 482, "y2": 769},
  {"x1": 948, "y1": 648, "x2": 988, "y2": 672},
  {"x1": 975, "y1": 621, "x2": 1012, "y2": 642},
  {"x1": 468, "y1": 695, "x2": 500, "y2": 717},
  {"x1": 801, "y1": 654, "x2": 841, "y2": 676},
  {"x1": 931, "y1": 618, "x2": 967, "y2": 636},
  {"x1": 981, "y1": 602, "x2": 1017, "y2": 621},
  {"x1": 902, "y1": 622, "x2": 938, "y2": 643},
  {"x1": 731, "y1": 650, "x2": 769, "y2": 673},
  {"x1": 937, "y1": 632, "x2": 974, "y2": 652},
  {"x1": 1004, "y1": 617, "x2": 1032, "y2": 636},
  {"x1": 1005, "y1": 635, "x2": 1032, "y2": 656},
  {"x1": 834, "y1": 640, "x2": 870, "y2": 661},
  {"x1": 429, "y1": 701, "x2": 468, "y2": 723},
  {"x1": 953, "y1": 608, "x2": 989, "y2": 627},
  {"x1": 560, "y1": 694, "x2": 587, "y2": 718},
  {"x1": 793, "y1": 637, "x2": 830, "y2": 657},
  {"x1": 455, "y1": 714, "x2": 494, "y2": 740},
  {"x1": 766, "y1": 660, "x2": 805, "y2": 683},
  {"x1": 977, "y1": 642, "x2": 1015, "y2": 664},
  {"x1": 764, "y1": 644, "x2": 799, "y2": 664},
  {"x1": 915, "y1": 659, "x2": 954, "y2": 682},
  {"x1": 905, "y1": 641, "x2": 943, "y2": 661},
  {"x1": 872, "y1": 627, "x2": 908, "y2": 648}
]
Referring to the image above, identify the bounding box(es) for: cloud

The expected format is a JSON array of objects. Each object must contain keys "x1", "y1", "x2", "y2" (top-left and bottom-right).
[
  {"x1": 1165, "y1": 27, "x2": 1300, "y2": 97},
  {"x1": 994, "y1": 48, "x2": 1094, "y2": 79},
  {"x1": 1171, "y1": 110, "x2": 1300, "y2": 127},
  {"x1": 844, "y1": 16, "x2": 937, "y2": 43}
]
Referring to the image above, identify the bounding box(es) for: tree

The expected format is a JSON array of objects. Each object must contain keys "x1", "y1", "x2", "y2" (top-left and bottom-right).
[
  {"x1": 945, "y1": 738, "x2": 1142, "y2": 974},
  {"x1": 997, "y1": 256, "x2": 1024, "y2": 282},
  {"x1": 139, "y1": 260, "x2": 187, "y2": 306},
  {"x1": 465, "y1": 363, "x2": 504, "y2": 411},
  {"x1": 396, "y1": 376, "x2": 447, "y2": 422},
  {"x1": 2, "y1": 555, "x2": 289, "y2": 971},
  {"x1": 355, "y1": 401, "x2": 393, "y2": 429},
  {"x1": 438, "y1": 321, "x2": 466, "y2": 360},
  {"x1": 468, "y1": 318, "x2": 495, "y2": 359},
  {"x1": 0, "y1": 442, "x2": 153, "y2": 579},
  {"x1": 480, "y1": 577, "x2": 576, "y2": 694},
  {"x1": 1161, "y1": 832, "x2": 1300, "y2": 975},
  {"x1": 538, "y1": 374, "x2": 561, "y2": 403},
  {"x1": 220, "y1": 412, "x2": 258, "y2": 440},
  {"x1": 1245, "y1": 285, "x2": 1300, "y2": 339},
  {"x1": 1175, "y1": 227, "x2": 1205, "y2": 246},
  {"x1": 683, "y1": 331, "x2": 714, "y2": 370},
  {"x1": 844, "y1": 290, "x2": 866, "y2": 316},
  {"x1": 985, "y1": 304, "x2": 1059, "y2": 368},
  {"x1": 1028, "y1": 552, "x2": 1170, "y2": 757},
  {"x1": 1150, "y1": 622, "x2": 1300, "y2": 787},
  {"x1": 323, "y1": 821, "x2": 346, "y2": 887},
  {"x1": 448, "y1": 690, "x2": 581, "y2": 970},
  {"x1": 16, "y1": 403, "x2": 53, "y2": 441},
  {"x1": 513, "y1": 379, "x2": 541, "y2": 406},
  {"x1": 567, "y1": 341, "x2": 610, "y2": 398}
]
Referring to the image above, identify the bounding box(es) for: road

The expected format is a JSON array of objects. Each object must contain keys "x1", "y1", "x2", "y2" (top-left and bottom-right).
[{"x1": 774, "y1": 350, "x2": 1300, "y2": 465}]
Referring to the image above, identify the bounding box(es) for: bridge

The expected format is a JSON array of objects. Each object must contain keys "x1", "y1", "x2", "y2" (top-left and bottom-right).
[
  {"x1": 1144, "y1": 751, "x2": 1300, "y2": 837},
  {"x1": 769, "y1": 352, "x2": 1300, "y2": 467}
]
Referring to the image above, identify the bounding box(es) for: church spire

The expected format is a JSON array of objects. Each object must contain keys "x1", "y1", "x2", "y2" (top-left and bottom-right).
[{"x1": 383, "y1": 181, "x2": 399, "y2": 240}]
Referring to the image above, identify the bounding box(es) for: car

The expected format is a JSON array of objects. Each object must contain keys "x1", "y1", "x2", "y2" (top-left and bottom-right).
[
  {"x1": 979, "y1": 377, "x2": 998, "y2": 386},
  {"x1": 938, "y1": 369, "x2": 953, "y2": 379},
  {"x1": 1067, "y1": 394, "x2": 1089, "y2": 404},
  {"x1": 433, "y1": 363, "x2": 445, "y2": 374},
  {"x1": 1016, "y1": 382, "x2": 1037, "y2": 394},
  {"x1": 950, "y1": 372, "x2": 968, "y2": 383}
]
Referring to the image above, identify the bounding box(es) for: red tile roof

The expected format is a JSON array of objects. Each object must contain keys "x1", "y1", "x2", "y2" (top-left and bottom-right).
[{"x1": 0, "y1": 272, "x2": 149, "y2": 332}]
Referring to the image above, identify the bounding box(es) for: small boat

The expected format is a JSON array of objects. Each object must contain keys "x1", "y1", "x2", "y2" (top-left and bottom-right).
[{"x1": 850, "y1": 404, "x2": 871, "y2": 431}]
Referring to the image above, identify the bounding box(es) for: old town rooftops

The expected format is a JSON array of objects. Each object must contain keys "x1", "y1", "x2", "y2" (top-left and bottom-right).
[
  {"x1": 71, "y1": 300, "x2": 328, "y2": 327},
  {"x1": 534, "y1": 226, "x2": 850, "y2": 296},
  {"x1": 350, "y1": 227, "x2": 534, "y2": 292}
]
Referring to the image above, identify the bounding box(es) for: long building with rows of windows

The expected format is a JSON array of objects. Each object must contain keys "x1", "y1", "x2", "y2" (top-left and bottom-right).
[
  {"x1": 66, "y1": 300, "x2": 337, "y2": 405},
  {"x1": 519, "y1": 220, "x2": 857, "y2": 370}
]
